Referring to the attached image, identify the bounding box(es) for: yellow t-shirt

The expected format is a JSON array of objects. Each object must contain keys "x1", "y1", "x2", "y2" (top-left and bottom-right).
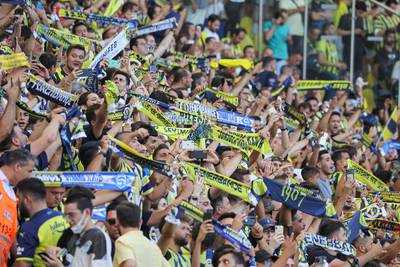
[
  {"x1": 113, "y1": 231, "x2": 170, "y2": 267},
  {"x1": 334, "y1": 1, "x2": 349, "y2": 28}
]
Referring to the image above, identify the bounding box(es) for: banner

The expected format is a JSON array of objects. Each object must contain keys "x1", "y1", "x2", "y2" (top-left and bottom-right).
[
  {"x1": 298, "y1": 234, "x2": 357, "y2": 265},
  {"x1": 293, "y1": 80, "x2": 352, "y2": 92},
  {"x1": 178, "y1": 200, "x2": 205, "y2": 223},
  {"x1": 251, "y1": 177, "x2": 337, "y2": 218},
  {"x1": 108, "y1": 136, "x2": 171, "y2": 176},
  {"x1": 347, "y1": 160, "x2": 389, "y2": 191},
  {"x1": 57, "y1": 8, "x2": 137, "y2": 28},
  {"x1": 135, "y1": 100, "x2": 174, "y2": 127},
  {"x1": 0, "y1": 53, "x2": 29, "y2": 71},
  {"x1": 369, "y1": 219, "x2": 400, "y2": 234},
  {"x1": 204, "y1": 88, "x2": 238, "y2": 107},
  {"x1": 89, "y1": 28, "x2": 131, "y2": 69},
  {"x1": 209, "y1": 59, "x2": 253, "y2": 71},
  {"x1": 34, "y1": 171, "x2": 135, "y2": 192},
  {"x1": 104, "y1": 0, "x2": 124, "y2": 16},
  {"x1": 36, "y1": 24, "x2": 99, "y2": 49},
  {"x1": 184, "y1": 162, "x2": 256, "y2": 205},
  {"x1": 26, "y1": 74, "x2": 77, "y2": 108},
  {"x1": 109, "y1": 106, "x2": 133, "y2": 121},
  {"x1": 131, "y1": 18, "x2": 178, "y2": 38},
  {"x1": 154, "y1": 126, "x2": 191, "y2": 140},
  {"x1": 213, "y1": 220, "x2": 253, "y2": 255}
]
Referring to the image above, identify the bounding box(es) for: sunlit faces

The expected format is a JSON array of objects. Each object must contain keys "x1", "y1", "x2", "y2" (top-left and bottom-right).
[
  {"x1": 16, "y1": 110, "x2": 29, "y2": 130},
  {"x1": 105, "y1": 209, "x2": 120, "y2": 241},
  {"x1": 86, "y1": 93, "x2": 102, "y2": 107},
  {"x1": 46, "y1": 187, "x2": 66, "y2": 209},
  {"x1": 66, "y1": 48, "x2": 85, "y2": 70}
]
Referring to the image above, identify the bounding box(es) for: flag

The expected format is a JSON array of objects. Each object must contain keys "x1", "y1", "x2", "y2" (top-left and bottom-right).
[{"x1": 382, "y1": 108, "x2": 398, "y2": 141}]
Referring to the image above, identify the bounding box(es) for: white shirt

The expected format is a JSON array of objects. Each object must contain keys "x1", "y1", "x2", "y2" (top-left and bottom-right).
[
  {"x1": 0, "y1": 169, "x2": 16, "y2": 201},
  {"x1": 279, "y1": 0, "x2": 305, "y2": 36},
  {"x1": 203, "y1": 28, "x2": 220, "y2": 41}
]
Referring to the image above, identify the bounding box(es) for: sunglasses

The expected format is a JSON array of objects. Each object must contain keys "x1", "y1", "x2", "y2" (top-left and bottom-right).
[{"x1": 107, "y1": 218, "x2": 116, "y2": 225}]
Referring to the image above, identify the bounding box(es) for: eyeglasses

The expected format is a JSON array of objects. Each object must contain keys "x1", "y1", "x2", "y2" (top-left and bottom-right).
[{"x1": 107, "y1": 218, "x2": 116, "y2": 225}]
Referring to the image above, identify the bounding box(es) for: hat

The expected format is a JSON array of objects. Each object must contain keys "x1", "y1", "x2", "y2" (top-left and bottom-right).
[{"x1": 259, "y1": 217, "x2": 275, "y2": 230}]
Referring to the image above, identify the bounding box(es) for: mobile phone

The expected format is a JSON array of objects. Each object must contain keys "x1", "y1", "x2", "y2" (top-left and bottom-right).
[
  {"x1": 149, "y1": 63, "x2": 157, "y2": 73},
  {"x1": 275, "y1": 225, "x2": 284, "y2": 235},
  {"x1": 203, "y1": 209, "x2": 213, "y2": 220},
  {"x1": 346, "y1": 169, "x2": 355, "y2": 182},
  {"x1": 243, "y1": 216, "x2": 256, "y2": 227},
  {"x1": 190, "y1": 150, "x2": 208, "y2": 161},
  {"x1": 39, "y1": 252, "x2": 48, "y2": 259},
  {"x1": 108, "y1": 59, "x2": 121, "y2": 68},
  {"x1": 181, "y1": 140, "x2": 195, "y2": 150}
]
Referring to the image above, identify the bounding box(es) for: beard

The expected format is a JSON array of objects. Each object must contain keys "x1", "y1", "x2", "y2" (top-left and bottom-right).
[
  {"x1": 175, "y1": 236, "x2": 188, "y2": 247},
  {"x1": 19, "y1": 203, "x2": 30, "y2": 218}
]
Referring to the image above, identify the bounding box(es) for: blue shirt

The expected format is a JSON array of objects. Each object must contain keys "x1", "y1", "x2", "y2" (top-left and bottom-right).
[
  {"x1": 263, "y1": 21, "x2": 290, "y2": 60},
  {"x1": 318, "y1": 178, "x2": 333, "y2": 201}
]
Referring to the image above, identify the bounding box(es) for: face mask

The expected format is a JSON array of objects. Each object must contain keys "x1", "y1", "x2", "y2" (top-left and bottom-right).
[{"x1": 71, "y1": 213, "x2": 89, "y2": 234}]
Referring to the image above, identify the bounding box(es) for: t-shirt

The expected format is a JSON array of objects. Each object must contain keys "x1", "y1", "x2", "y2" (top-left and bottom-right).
[
  {"x1": 15, "y1": 208, "x2": 68, "y2": 267},
  {"x1": 318, "y1": 177, "x2": 333, "y2": 201},
  {"x1": 263, "y1": 21, "x2": 290, "y2": 60},
  {"x1": 306, "y1": 245, "x2": 348, "y2": 264},
  {"x1": 165, "y1": 247, "x2": 192, "y2": 267},
  {"x1": 316, "y1": 39, "x2": 339, "y2": 75},
  {"x1": 51, "y1": 66, "x2": 68, "y2": 84},
  {"x1": 113, "y1": 231, "x2": 169, "y2": 267},
  {"x1": 58, "y1": 227, "x2": 113, "y2": 267},
  {"x1": 114, "y1": 160, "x2": 154, "y2": 208},
  {"x1": 279, "y1": 0, "x2": 305, "y2": 36}
]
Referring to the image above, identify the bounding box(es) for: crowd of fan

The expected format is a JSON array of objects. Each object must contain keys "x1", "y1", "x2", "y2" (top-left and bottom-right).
[{"x1": 0, "y1": 0, "x2": 399, "y2": 266}]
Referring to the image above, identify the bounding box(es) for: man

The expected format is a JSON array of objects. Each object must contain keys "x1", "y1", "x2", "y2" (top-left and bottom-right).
[
  {"x1": 243, "y1": 45, "x2": 256, "y2": 61},
  {"x1": 0, "y1": 149, "x2": 35, "y2": 266},
  {"x1": 256, "y1": 56, "x2": 278, "y2": 91},
  {"x1": 332, "y1": 149, "x2": 350, "y2": 173},
  {"x1": 170, "y1": 68, "x2": 193, "y2": 94},
  {"x1": 130, "y1": 37, "x2": 148, "y2": 56},
  {"x1": 264, "y1": 10, "x2": 290, "y2": 74},
  {"x1": 158, "y1": 216, "x2": 192, "y2": 267},
  {"x1": 202, "y1": 14, "x2": 221, "y2": 41},
  {"x1": 308, "y1": 220, "x2": 383, "y2": 266},
  {"x1": 212, "y1": 245, "x2": 245, "y2": 267},
  {"x1": 317, "y1": 23, "x2": 347, "y2": 82},
  {"x1": 105, "y1": 201, "x2": 121, "y2": 246},
  {"x1": 316, "y1": 150, "x2": 335, "y2": 201},
  {"x1": 223, "y1": 28, "x2": 247, "y2": 58},
  {"x1": 113, "y1": 202, "x2": 169, "y2": 267},
  {"x1": 338, "y1": 1, "x2": 367, "y2": 77},
  {"x1": 51, "y1": 44, "x2": 86, "y2": 85},
  {"x1": 109, "y1": 70, "x2": 131, "y2": 111},
  {"x1": 373, "y1": 29, "x2": 399, "y2": 94},
  {"x1": 279, "y1": 0, "x2": 305, "y2": 54},
  {"x1": 46, "y1": 186, "x2": 66, "y2": 212},
  {"x1": 56, "y1": 187, "x2": 113, "y2": 267},
  {"x1": 0, "y1": 108, "x2": 66, "y2": 170},
  {"x1": 13, "y1": 178, "x2": 68, "y2": 267}
]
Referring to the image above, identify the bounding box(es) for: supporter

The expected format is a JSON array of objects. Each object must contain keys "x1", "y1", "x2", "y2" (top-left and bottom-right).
[
  {"x1": 279, "y1": 0, "x2": 305, "y2": 55},
  {"x1": 264, "y1": 10, "x2": 290, "y2": 75},
  {"x1": 317, "y1": 22, "x2": 347, "y2": 82},
  {"x1": 0, "y1": 149, "x2": 35, "y2": 266},
  {"x1": 338, "y1": 1, "x2": 368, "y2": 78},
  {"x1": 14, "y1": 178, "x2": 68, "y2": 267},
  {"x1": 52, "y1": 186, "x2": 113, "y2": 267},
  {"x1": 113, "y1": 201, "x2": 169, "y2": 267},
  {"x1": 45, "y1": 186, "x2": 66, "y2": 212},
  {"x1": 0, "y1": 1, "x2": 399, "y2": 267}
]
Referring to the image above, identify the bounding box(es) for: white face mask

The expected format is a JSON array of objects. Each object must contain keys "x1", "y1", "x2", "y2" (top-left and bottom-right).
[{"x1": 71, "y1": 213, "x2": 89, "y2": 234}]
